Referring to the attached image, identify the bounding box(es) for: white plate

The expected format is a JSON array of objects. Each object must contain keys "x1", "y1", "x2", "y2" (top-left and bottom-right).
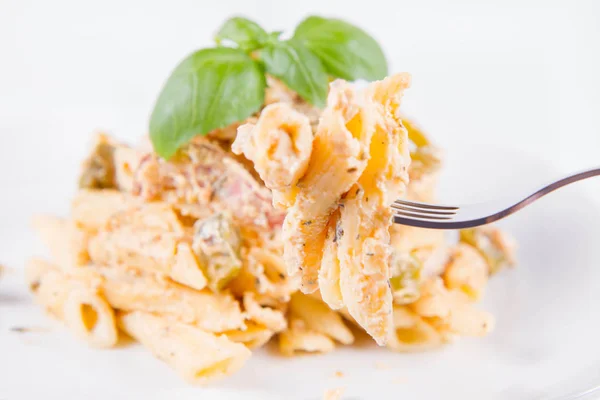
[{"x1": 1, "y1": 147, "x2": 599, "y2": 400}]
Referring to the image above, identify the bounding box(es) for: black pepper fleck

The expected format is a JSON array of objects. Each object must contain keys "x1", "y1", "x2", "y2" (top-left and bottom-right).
[
  {"x1": 347, "y1": 167, "x2": 357, "y2": 173},
  {"x1": 334, "y1": 220, "x2": 344, "y2": 243}
]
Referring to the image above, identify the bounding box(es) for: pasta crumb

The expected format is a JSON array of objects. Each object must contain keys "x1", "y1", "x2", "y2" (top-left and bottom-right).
[
  {"x1": 374, "y1": 361, "x2": 391, "y2": 370},
  {"x1": 323, "y1": 387, "x2": 344, "y2": 400}
]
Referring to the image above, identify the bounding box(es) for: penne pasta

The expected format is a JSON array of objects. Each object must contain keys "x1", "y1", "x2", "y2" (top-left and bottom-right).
[
  {"x1": 26, "y1": 258, "x2": 75, "y2": 318},
  {"x1": 318, "y1": 212, "x2": 343, "y2": 309},
  {"x1": 113, "y1": 145, "x2": 145, "y2": 192},
  {"x1": 72, "y1": 189, "x2": 140, "y2": 232},
  {"x1": 443, "y1": 243, "x2": 489, "y2": 301},
  {"x1": 63, "y1": 287, "x2": 119, "y2": 348},
  {"x1": 92, "y1": 265, "x2": 245, "y2": 332},
  {"x1": 390, "y1": 224, "x2": 445, "y2": 254},
  {"x1": 117, "y1": 311, "x2": 251, "y2": 384},
  {"x1": 233, "y1": 103, "x2": 313, "y2": 209},
  {"x1": 288, "y1": 293, "x2": 354, "y2": 345},
  {"x1": 282, "y1": 80, "x2": 375, "y2": 292},
  {"x1": 88, "y1": 204, "x2": 207, "y2": 290},
  {"x1": 335, "y1": 73, "x2": 412, "y2": 345},
  {"x1": 223, "y1": 322, "x2": 276, "y2": 349},
  {"x1": 243, "y1": 292, "x2": 287, "y2": 333},
  {"x1": 25, "y1": 258, "x2": 118, "y2": 347},
  {"x1": 411, "y1": 278, "x2": 495, "y2": 337},
  {"x1": 386, "y1": 306, "x2": 443, "y2": 352},
  {"x1": 279, "y1": 318, "x2": 335, "y2": 356},
  {"x1": 31, "y1": 215, "x2": 90, "y2": 271}
]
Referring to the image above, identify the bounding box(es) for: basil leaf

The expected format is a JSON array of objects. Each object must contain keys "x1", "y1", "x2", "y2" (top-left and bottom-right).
[
  {"x1": 259, "y1": 40, "x2": 328, "y2": 108},
  {"x1": 215, "y1": 17, "x2": 268, "y2": 52},
  {"x1": 149, "y1": 47, "x2": 265, "y2": 159},
  {"x1": 293, "y1": 16, "x2": 388, "y2": 81}
]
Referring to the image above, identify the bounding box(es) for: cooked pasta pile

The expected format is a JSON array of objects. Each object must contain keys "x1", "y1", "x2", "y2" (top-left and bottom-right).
[{"x1": 27, "y1": 74, "x2": 516, "y2": 384}]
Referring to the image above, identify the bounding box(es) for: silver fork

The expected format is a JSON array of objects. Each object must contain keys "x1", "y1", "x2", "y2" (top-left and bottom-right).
[{"x1": 392, "y1": 167, "x2": 600, "y2": 229}]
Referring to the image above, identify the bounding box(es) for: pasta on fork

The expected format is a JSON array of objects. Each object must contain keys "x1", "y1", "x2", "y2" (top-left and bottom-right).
[{"x1": 234, "y1": 74, "x2": 412, "y2": 344}]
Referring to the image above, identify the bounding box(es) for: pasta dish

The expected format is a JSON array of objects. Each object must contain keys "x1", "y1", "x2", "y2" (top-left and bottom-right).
[{"x1": 26, "y1": 73, "x2": 516, "y2": 384}]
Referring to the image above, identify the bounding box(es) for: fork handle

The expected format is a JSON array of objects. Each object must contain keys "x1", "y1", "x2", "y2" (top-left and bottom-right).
[
  {"x1": 481, "y1": 167, "x2": 600, "y2": 226},
  {"x1": 522, "y1": 167, "x2": 600, "y2": 206}
]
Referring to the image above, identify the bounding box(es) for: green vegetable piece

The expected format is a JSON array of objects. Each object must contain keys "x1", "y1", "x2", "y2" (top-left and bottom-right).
[
  {"x1": 389, "y1": 251, "x2": 422, "y2": 305},
  {"x1": 215, "y1": 16, "x2": 269, "y2": 52},
  {"x1": 259, "y1": 40, "x2": 328, "y2": 108},
  {"x1": 293, "y1": 16, "x2": 388, "y2": 81},
  {"x1": 460, "y1": 227, "x2": 516, "y2": 275},
  {"x1": 192, "y1": 213, "x2": 242, "y2": 291},
  {"x1": 149, "y1": 47, "x2": 266, "y2": 159},
  {"x1": 78, "y1": 134, "x2": 116, "y2": 189}
]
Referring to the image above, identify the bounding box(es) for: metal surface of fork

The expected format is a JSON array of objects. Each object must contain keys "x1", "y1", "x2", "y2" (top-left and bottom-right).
[{"x1": 392, "y1": 167, "x2": 600, "y2": 229}]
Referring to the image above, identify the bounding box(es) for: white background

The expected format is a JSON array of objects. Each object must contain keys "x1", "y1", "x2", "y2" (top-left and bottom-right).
[
  {"x1": 1, "y1": 1, "x2": 600, "y2": 399},
  {"x1": 1, "y1": 0, "x2": 599, "y2": 215}
]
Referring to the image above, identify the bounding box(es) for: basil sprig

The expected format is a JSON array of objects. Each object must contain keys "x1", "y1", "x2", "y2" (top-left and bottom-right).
[{"x1": 149, "y1": 15, "x2": 388, "y2": 159}]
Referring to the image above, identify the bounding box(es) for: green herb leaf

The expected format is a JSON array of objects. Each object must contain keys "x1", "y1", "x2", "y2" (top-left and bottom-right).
[
  {"x1": 149, "y1": 47, "x2": 265, "y2": 159},
  {"x1": 259, "y1": 40, "x2": 328, "y2": 108},
  {"x1": 293, "y1": 16, "x2": 388, "y2": 81},
  {"x1": 215, "y1": 17, "x2": 269, "y2": 52}
]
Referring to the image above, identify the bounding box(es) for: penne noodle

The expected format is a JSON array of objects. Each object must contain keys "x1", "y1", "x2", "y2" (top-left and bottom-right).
[
  {"x1": 25, "y1": 258, "x2": 118, "y2": 347},
  {"x1": 170, "y1": 242, "x2": 208, "y2": 291},
  {"x1": 72, "y1": 189, "x2": 140, "y2": 231},
  {"x1": 88, "y1": 221, "x2": 207, "y2": 291},
  {"x1": 117, "y1": 311, "x2": 251, "y2": 384},
  {"x1": 223, "y1": 322, "x2": 275, "y2": 349},
  {"x1": 92, "y1": 265, "x2": 244, "y2": 332},
  {"x1": 279, "y1": 318, "x2": 335, "y2": 356},
  {"x1": 26, "y1": 258, "x2": 74, "y2": 318},
  {"x1": 386, "y1": 306, "x2": 443, "y2": 352},
  {"x1": 411, "y1": 278, "x2": 495, "y2": 337},
  {"x1": 228, "y1": 246, "x2": 297, "y2": 303},
  {"x1": 113, "y1": 145, "x2": 145, "y2": 192},
  {"x1": 318, "y1": 212, "x2": 344, "y2": 310},
  {"x1": 242, "y1": 292, "x2": 287, "y2": 333},
  {"x1": 443, "y1": 243, "x2": 489, "y2": 301},
  {"x1": 390, "y1": 224, "x2": 445, "y2": 254},
  {"x1": 31, "y1": 215, "x2": 90, "y2": 271},
  {"x1": 233, "y1": 103, "x2": 313, "y2": 209},
  {"x1": 63, "y1": 287, "x2": 119, "y2": 348},
  {"x1": 289, "y1": 293, "x2": 354, "y2": 345}
]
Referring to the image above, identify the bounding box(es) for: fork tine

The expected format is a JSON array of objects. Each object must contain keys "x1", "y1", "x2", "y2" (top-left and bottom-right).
[
  {"x1": 393, "y1": 210, "x2": 454, "y2": 221},
  {"x1": 393, "y1": 199, "x2": 459, "y2": 211},
  {"x1": 390, "y1": 203, "x2": 457, "y2": 216}
]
